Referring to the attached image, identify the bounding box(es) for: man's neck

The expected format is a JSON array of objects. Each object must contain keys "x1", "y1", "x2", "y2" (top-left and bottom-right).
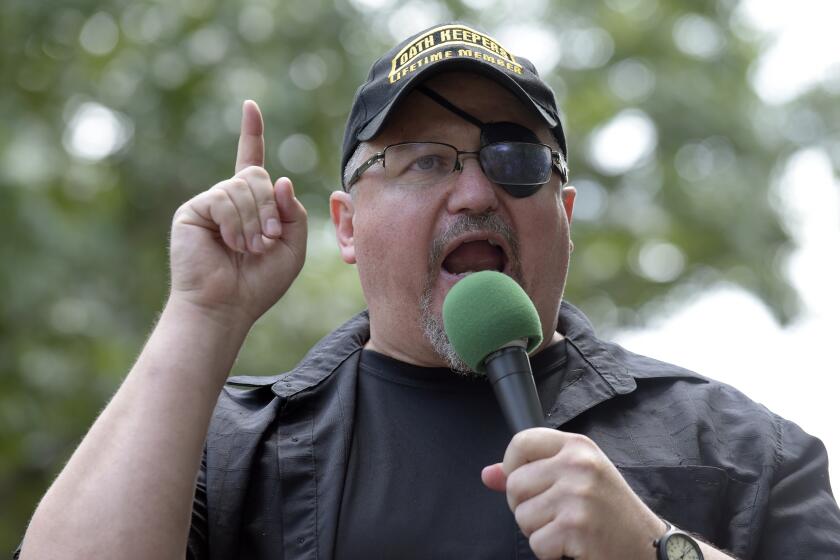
[{"x1": 363, "y1": 330, "x2": 565, "y2": 368}]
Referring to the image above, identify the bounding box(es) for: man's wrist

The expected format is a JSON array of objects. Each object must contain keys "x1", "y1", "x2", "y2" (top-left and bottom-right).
[
  {"x1": 647, "y1": 517, "x2": 672, "y2": 559},
  {"x1": 139, "y1": 296, "x2": 253, "y2": 388},
  {"x1": 653, "y1": 521, "x2": 738, "y2": 560},
  {"x1": 163, "y1": 294, "x2": 254, "y2": 337}
]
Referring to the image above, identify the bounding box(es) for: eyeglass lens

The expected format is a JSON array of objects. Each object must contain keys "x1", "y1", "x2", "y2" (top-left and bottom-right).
[
  {"x1": 384, "y1": 143, "x2": 456, "y2": 184},
  {"x1": 479, "y1": 142, "x2": 552, "y2": 186}
]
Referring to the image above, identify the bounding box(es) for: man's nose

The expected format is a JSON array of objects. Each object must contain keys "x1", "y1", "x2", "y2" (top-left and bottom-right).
[{"x1": 445, "y1": 156, "x2": 500, "y2": 215}]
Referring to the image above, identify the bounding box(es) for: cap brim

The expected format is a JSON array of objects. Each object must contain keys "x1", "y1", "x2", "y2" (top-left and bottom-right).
[{"x1": 357, "y1": 58, "x2": 558, "y2": 142}]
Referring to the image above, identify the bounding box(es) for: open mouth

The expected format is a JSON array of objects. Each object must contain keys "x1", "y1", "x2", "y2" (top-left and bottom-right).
[{"x1": 441, "y1": 236, "x2": 509, "y2": 277}]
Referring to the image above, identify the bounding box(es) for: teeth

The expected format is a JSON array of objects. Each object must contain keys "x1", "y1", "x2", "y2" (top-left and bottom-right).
[{"x1": 488, "y1": 239, "x2": 499, "y2": 247}]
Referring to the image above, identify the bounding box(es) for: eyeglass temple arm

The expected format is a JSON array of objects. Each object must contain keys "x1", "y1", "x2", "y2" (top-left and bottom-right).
[
  {"x1": 552, "y1": 151, "x2": 569, "y2": 185},
  {"x1": 345, "y1": 152, "x2": 385, "y2": 190}
]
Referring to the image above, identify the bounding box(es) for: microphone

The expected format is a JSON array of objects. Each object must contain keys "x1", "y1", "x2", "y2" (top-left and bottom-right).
[{"x1": 442, "y1": 271, "x2": 546, "y2": 434}]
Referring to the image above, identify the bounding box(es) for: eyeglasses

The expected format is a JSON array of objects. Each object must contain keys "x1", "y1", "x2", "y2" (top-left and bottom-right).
[{"x1": 344, "y1": 141, "x2": 568, "y2": 197}]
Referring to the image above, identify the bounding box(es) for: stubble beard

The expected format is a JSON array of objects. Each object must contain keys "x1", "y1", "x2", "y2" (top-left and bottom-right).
[{"x1": 419, "y1": 213, "x2": 523, "y2": 377}]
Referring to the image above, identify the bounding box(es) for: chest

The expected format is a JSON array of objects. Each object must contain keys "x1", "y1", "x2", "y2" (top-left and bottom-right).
[{"x1": 334, "y1": 378, "x2": 521, "y2": 558}]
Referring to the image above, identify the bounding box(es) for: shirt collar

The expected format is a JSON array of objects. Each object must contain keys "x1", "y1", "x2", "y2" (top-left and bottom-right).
[{"x1": 226, "y1": 301, "x2": 701, "y2": 404}]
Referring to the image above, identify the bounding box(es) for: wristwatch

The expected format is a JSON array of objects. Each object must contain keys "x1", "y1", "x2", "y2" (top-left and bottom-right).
[{"x1": 654, "y1": 521, "x2": 704, "y2": 560}]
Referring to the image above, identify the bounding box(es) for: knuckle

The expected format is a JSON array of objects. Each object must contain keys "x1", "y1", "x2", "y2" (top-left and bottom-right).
[
  {"x1": 173, "y1": 202, "x2": 189, "y2": 219},
  {"x1": 559, "y1": 508, "x2": 588, "y2": 533},
  {"x1": 257, "y1": 198, "x2": 279, "y2": 212},
  {"x1": 567, "y1": 451, "x2": 599, "y2": 473},
  {"x1": 528, "y1": 531, "x2": 555, "y2": 559},
  {"x1": 511, "y1": 430, "x2": 533, "y2": 449},
  {"x1": 563, "y1": 439, "x2": 603, "y2": 472},
  {"x1": 239, "y1": 165, "x2": 270, "y2": 183},
  {"x1": 513, "y1": 505, "x2": 538, "y2": 536},
  {"x1": 209, "y1": 188, "x2": 230, "y2": 205},
  {"x1": 505, "y1": 472, "x2": 528, "y2": 503},
  {"x1": 240, "y1": 220, "x2": 259, "y2": 235},
  {"x1": 229, "y1": 177, "x2": 251, "y2": 193},
  {"x1": 573, "y1": 477, "x2": 598, "y2": 501},
  {"x1": 566, "y1": 432, "x2": 593, "y2": 447}
]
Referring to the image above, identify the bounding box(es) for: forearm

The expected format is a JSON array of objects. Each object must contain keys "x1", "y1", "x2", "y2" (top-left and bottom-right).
[{"x1": 20, "y1": 298, "x2": 250, "y2": 560}]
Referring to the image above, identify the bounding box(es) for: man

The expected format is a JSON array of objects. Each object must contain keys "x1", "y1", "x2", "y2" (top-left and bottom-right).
[{"x1": 18, "y1": 22, "x2": 840, "y2": 560}]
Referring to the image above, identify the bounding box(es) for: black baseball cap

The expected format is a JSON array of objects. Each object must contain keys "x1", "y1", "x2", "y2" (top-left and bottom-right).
[{"x1": 340, "y1": 22, "x2": 567, "y2": 186}]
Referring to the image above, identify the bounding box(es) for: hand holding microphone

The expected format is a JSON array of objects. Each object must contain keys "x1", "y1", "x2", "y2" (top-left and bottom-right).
[{"x1": 443, "y1": 272, "x2": 666, "y2": 560}]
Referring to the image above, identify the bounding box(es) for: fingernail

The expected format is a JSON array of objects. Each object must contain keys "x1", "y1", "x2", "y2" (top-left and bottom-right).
[
  {"x1": 251, "y1": 233, "x2": 265, "y2": 252},
  {"x1": 265, "y1": 218, "x2": 282, "y2": 237}
]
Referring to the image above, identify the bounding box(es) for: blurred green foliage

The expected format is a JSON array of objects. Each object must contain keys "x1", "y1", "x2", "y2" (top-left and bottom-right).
[{"x1": 2, "y1": 0, "x2": 838, "y2": 551}]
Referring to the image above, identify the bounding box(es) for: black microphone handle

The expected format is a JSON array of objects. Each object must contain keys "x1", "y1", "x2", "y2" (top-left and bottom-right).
[
  {"x1": 484, "y1": 345, "x2": 545, "y2": 434},
  {"x1": 485, "y1": 346, "x2": 573, "y2": 560}
]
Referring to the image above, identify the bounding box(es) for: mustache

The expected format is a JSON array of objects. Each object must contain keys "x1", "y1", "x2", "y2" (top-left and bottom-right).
[{"x1": 428, "y1": 213, "x2": 523, "y2": 284}]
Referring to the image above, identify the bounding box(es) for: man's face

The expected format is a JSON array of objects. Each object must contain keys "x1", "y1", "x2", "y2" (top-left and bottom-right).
[{"x1": 330, "y1": 72, "x2": 575, "y2": 370}]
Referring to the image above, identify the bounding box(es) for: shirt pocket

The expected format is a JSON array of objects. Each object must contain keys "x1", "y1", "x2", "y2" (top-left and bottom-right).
[{"x1": 616, "y1": 464, "x2": 759, "y2": 546}]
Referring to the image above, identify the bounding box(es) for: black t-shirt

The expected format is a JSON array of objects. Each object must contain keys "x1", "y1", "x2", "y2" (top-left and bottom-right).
[{"x1": 334, "y1": 340, "x2": 567, "y2": 559}]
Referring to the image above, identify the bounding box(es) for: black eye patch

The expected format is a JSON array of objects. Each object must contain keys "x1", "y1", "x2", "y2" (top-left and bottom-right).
[{"x1": 480, "y1": 122, "x2": 545, "y2": 198}]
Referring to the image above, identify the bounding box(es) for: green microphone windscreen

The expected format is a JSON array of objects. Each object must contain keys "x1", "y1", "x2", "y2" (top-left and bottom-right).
[{"x1": 442, "y1": 271, "x2": 543, "y2": 373}]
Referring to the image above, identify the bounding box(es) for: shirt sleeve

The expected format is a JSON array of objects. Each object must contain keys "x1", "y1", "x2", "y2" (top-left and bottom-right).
[
  {"x1": 754, "y1": 416, "x2": 840, "y2": 558},
  {"x1": 186, "y1": 449, "x2": 209, "y2": 560}
]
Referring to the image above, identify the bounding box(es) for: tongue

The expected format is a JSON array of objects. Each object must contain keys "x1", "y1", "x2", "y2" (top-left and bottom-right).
[{"x1": 443, "y1": 240, "x2": 504, "y2": 275}]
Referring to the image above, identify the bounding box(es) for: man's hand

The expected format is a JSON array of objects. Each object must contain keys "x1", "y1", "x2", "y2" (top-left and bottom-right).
[
  {"x1": 482, "y1": 428, "x2": 666, "y2": 560},
  {"x1": 169, "y1": 100, "x2": 308, "y2": 325}
]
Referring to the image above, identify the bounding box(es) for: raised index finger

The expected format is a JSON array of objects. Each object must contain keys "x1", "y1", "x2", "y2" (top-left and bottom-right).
[{"x1": 235, "y1": 99, "x2": 264, "y2": 173}]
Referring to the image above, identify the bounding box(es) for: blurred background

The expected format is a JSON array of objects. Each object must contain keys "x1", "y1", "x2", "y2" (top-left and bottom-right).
[{"x1": 1, "y1": 0, "x2": 838, "y2": 550}]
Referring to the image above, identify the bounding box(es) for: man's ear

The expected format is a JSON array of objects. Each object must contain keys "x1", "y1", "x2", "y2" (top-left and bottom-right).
[
  {"x1": 330, "y1": 190, "x2": 356, "y2": 264},
  {"x1": 561, "y1": 185, "x2": 576, "y2": 225},
  {"x1": 562, "y1": 185, "x2": 576, "y2": 252}
]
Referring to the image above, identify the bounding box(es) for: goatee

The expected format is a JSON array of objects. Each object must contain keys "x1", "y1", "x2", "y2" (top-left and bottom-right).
[{"x1": 419, "y1": 213, "x2": 523, "y2": 377}]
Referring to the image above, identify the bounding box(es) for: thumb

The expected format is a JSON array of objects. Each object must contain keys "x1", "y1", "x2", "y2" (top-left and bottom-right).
[
  {"x1": 273, "y1": 177, "x2": 308, "y2": 247},
  {"x1": 481, "y1": 463, "x2": 507, "y2": 493}
]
